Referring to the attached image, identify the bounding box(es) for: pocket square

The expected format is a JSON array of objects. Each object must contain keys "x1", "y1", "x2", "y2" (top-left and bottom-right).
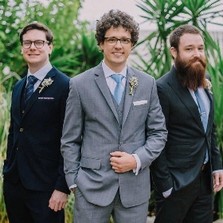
[
  {"x1": 133, "y1": 100, "x2": 148, "y2": 106},
  {"x1": 38, "y1": 97, "x2": 54, "y2": 100}
]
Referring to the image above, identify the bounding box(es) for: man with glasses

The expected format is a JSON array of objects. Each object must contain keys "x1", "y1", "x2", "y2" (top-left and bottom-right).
[
  {"x1": 3, "y1": 22, "x2": 70, "y2": 223},
  {"x1": 61, "y1": 10, "x2": 167, "y2": 223}
]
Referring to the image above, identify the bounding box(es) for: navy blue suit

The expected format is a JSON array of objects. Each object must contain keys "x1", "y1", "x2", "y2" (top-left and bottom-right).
[
  {"x1": 3, "y1": 67, "x2": 70, "y2": 223},
  {"x1": 151, "y1": 66, "x2": 222, "y2": 223}
]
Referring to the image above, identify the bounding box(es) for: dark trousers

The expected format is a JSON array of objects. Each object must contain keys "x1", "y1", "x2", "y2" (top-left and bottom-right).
[
  {"x1": 154, "y1": 167, "x2": 213, "y2": 223},
  {"x1": 3, "y1": 180, "x2": 64, "y2": 223}
]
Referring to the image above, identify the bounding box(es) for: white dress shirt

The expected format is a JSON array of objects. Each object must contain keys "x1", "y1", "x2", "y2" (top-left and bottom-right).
[{"x1": 26, "y1": 62, "x2": 53, "y2": 91}]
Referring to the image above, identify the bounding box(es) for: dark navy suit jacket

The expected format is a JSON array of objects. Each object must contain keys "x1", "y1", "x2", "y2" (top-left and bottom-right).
[
  {"x1": 151, "y1": 66, "x2": 222, "y2": 193},
  {"x1": 3, "y1": 67, "x2": 70, "y2": 194}
]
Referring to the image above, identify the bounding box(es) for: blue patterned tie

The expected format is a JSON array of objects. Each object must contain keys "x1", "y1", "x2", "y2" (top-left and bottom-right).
[
  {"x1": 195, "y1": 89, "x2": 208, "y2": 163},
  {"x1": 194, "y1": 90, "x2": 207, "y2": 131},
  {"x1": 111, "y1": 74, "x2": 124, "y2": 104},
  {"x1": 24, "y1": 75, "x2": 38, "y2": 104}
]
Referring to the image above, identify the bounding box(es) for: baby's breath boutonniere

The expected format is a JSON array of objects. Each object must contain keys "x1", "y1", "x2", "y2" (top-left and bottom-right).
[
  {"x1": 39, "y1": 77, "x2": 54, "y2": 93},
  {"x1": 204, "y1": 78, "x2": 212, "y2": 94},
  {"x1": 129, "y1": 76, "x2": 138, "y2": 95}
]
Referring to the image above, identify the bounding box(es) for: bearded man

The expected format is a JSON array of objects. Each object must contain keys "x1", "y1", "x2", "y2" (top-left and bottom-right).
[{"x1": 150, "y1": 24, "x2": 223, "y2": 223}]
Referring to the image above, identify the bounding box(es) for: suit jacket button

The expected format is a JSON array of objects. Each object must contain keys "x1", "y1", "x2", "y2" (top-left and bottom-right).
[{"x1": 19, "y1": 128, "x2": 24, "y2": 132}]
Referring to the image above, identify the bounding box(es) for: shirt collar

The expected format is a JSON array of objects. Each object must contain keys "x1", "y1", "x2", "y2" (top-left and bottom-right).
[
  {"x1": 27, "y1": 62, "x2": 53, "y2": 82},
  {"x1": 102, "y1": 61, "x2": 127, "y2": 78}
]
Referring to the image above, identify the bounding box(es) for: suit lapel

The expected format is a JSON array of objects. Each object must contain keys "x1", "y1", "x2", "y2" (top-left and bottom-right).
[
  {"x1": 168, "y1": 68, "x2": 203, "y2": 129},
  {"x1": 205, "y1": 88, "x2": 214, "y2": 132},
  {"x1": 122, "y1": 68, "x2": 136, "y2": 126},
  {"x1": 94, "y1": 65, "x2": 120, "y2": 123},
  {"x1": 15, "y1": 78, "x2": 26, "y2": 119}
]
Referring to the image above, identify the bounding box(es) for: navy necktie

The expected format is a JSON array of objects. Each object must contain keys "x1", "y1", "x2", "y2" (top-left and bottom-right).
[
  {"x1": 24, "y1": 75, "x2": 38, "y2": 104},
  {"x1": 111, "y1": 74, "x2": 124, "y2": 104}
]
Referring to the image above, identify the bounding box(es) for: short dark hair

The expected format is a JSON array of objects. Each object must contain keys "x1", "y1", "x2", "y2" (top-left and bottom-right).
[
  {"x1": 95, "y1": 10, "x2": 139, "y2": 46},
  {"x1": 19, "y1": 22, "x2": 54, "y2": 44},
  {"x1": 169, "y1": 24, "x2": 203, "y2": 50}
]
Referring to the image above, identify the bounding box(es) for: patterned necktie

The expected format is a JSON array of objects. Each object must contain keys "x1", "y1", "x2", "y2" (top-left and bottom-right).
[
  {"x1": 194, "y1": 90, "x2": 208, "y2": 131},
  {"x1": 195, "y1": 89, "x2": 208, "y2": 163},
  {"x1": 111, "y1": 74, "x2": 124, "y2": 104},
  {"x1": 24, "y1": 75, "x2": 38, "y2": 104}
]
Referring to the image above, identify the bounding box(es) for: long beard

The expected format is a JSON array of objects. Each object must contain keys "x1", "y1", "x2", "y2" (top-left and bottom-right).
[{"x1": 175, "y1": 56, "x2": 207, "y2": 90}]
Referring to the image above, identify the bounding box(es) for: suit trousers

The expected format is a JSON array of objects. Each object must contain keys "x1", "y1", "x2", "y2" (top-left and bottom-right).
[
  {"x1": 3, "y1": 180, "x2": 64, "y2": 223},
  {"x1": 74, "y1": 188, "x2": 149, "y2": 223},
  {"x1": 154, "y1": 166, "x2": 213, "y2": 223}
]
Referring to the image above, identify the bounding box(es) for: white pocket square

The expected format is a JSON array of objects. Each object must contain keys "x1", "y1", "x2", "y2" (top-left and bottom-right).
[
  {"x1": 133, "y1": 100, "x2": 148, "y2": 106},
  {"x1": 38, "y1": 97, "x2": 54, "y2": 100}
]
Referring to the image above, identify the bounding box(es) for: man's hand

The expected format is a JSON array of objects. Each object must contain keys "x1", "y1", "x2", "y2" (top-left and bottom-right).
[
  {"x1": 110, "y1": 151, "x2": 137, "y2": 173},
  {"x1": 213, "y1": 171, "x2": 223, "y2": 192},
  {"x1": 48, "y1": 190, "x2": 68, "y2": 212}
]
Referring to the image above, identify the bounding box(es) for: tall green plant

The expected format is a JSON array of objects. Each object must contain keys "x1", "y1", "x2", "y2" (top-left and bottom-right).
[
  {"x1": 0, "y1": 71, "x2": 20, "y2": 222},
  {"x1": 135, "y1": 0, "x2": 223, "y2": 78},
  {"x1": 207, "y1": 43, "x2": 223, "y2": 219}
]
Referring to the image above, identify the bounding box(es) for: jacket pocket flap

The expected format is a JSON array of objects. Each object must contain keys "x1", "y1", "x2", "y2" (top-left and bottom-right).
[{"x1": 80, "y1": 157, "x2": 101, "y2": 169}]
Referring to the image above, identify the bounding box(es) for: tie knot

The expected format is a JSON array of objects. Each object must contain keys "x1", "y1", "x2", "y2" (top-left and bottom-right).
[
  {"x1": 111, "y1": 74, "x2": 123, "y2": 84},
  {"x1": 28, "y1": 75, "x2": 38, "y2": 85}
]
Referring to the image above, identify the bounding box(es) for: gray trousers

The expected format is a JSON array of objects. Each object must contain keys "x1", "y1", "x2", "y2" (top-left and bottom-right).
[{"x1": 74, "y1": 188, "x2": 148, "y2": 223}]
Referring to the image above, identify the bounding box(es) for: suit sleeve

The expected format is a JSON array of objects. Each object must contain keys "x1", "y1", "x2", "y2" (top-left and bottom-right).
[
  {"x1": 135, "y1": 78, "x2": 168, "y2": 170},
  {"x1": 150, "y1": 83, "x2": 174, "y2": 192},
  {"x1": 60, "y1": 78, "x2": 83, "y2": 187},
  {"x1": 55, "y1": 82, "x2": 70, "y2": 194},
  {"x1": 211, "y1": 123, "x2": 223, "y2": 171}
]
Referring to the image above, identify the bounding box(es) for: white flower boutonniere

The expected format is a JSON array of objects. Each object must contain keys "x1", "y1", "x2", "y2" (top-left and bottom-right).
[
  {"x1": 204, "y1": 78, "x2": 212, "y2": 94},
  {"x1": 39, "y1": 77, "x2": 54, "y2": 93},
  {"x1": 129, "y1": 76, "x2": 138, "y2": 95}
]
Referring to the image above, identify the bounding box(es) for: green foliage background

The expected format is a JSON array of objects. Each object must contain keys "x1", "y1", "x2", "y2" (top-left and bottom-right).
[{"x1": 0, "y1": 0, "x2": 223, "y2": 222}]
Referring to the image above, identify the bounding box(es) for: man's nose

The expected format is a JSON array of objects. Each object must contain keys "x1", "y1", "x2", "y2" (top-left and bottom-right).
[
  {"x1": 114, "y1": 40, "x2": 122, "y2": 47},
  {"x1": 193, "y1": 49, "x2": 201, "y2": 57},
  {"x1": 30, "y1": 42, "x2": 36, "y2": 49}
]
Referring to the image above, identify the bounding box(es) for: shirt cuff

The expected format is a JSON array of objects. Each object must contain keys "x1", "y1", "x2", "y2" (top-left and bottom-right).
[
  {"x1": 69, "y1": 184, "x2": 77, "y2": 193},
  {"x1": 132, "y1": 154, "x2": 141, "y2": 176},
  {"x1": 163, "y1": 187, "x2": 173, "y2": 198},
  {"x1": 212, "y1": 169, "x2": 223, "y2": 174},
  {"x1": 69, "y1": 184, "x2": 77, "y2": 190}
]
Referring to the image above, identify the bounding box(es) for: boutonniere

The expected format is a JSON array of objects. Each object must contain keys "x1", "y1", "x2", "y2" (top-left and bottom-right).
[
  {"x1": 204, "y1": 78, "x2": 212, "y2": 94},
  {"x1": 129, "y1": 76, "x2": 138, "y2": 95},
  {"x1": 39, "y1": 77, "x2": 54, "y2": 93}
]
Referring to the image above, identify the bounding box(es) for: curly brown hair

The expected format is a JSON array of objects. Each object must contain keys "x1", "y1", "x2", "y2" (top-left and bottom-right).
[{"x1": 95, "y1": 10, "x2": 139, "y2": 46}]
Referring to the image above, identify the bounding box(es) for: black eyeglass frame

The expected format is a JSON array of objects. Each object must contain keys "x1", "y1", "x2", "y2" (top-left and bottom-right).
[
  {"x1": 104, "y1": 37, "x2": 132, "y2": 45},
  {"x1": 22, "y1": 40, "x2": 50, "y2": 49}
]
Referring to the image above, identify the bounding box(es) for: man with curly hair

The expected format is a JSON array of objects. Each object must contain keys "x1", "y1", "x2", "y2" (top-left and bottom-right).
[{"x1": 61, "y1": 10, "x2": 167, "y2": 223}]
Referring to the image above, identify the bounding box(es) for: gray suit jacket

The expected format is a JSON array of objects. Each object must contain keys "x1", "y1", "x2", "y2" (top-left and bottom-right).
[{"x1": 61, "y1": 63, "x2": 167, "y2": 208}]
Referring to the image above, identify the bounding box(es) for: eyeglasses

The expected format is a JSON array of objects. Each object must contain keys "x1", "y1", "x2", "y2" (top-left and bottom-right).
[
  {"x1": 22, "y1": 40, "x2": 49, "y2": 49},
  {"x1": 104, "y1": 37, "x2": 132, "y2": 45}
]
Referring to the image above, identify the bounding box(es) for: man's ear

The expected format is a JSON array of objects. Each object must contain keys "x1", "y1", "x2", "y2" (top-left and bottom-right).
[
  {"x1": 99, "y1": 42, "x2": 104, "y2": 53},
  {"x1": 170, "y1": 47, "x2": 177, "y2": 59}
]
